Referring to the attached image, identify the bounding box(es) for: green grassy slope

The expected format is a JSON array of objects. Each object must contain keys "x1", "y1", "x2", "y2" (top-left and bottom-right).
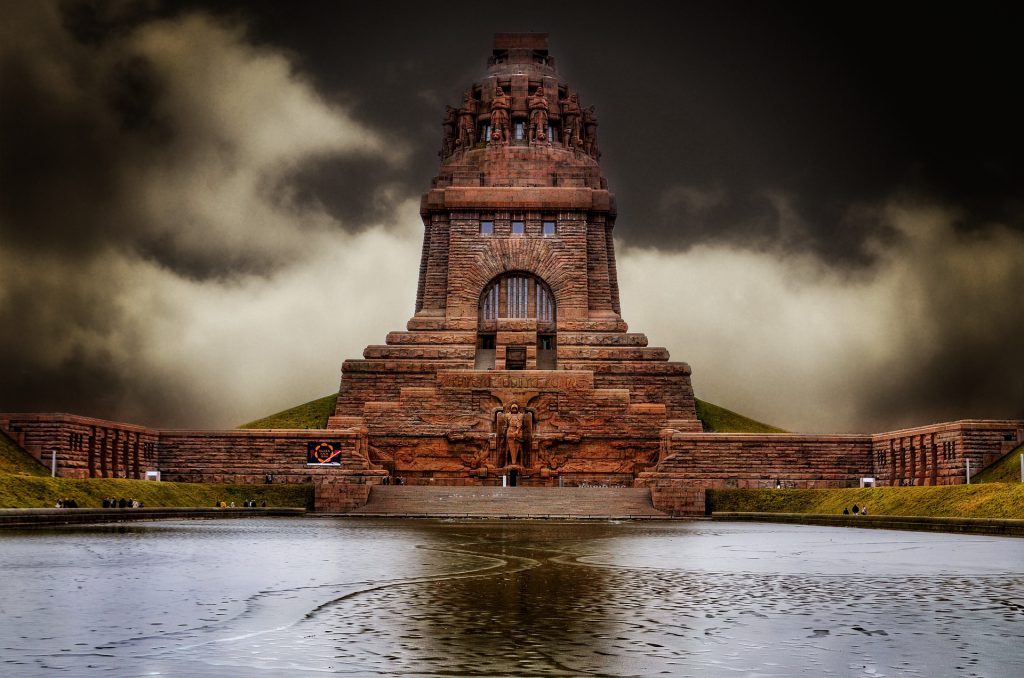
[
  {"x1": 239, "y1": 394, "x2": 338, "y2": 429},
  {"x1": 0, "y1": 430, "x2": 49, "y2": 476},
  {"x1": 694, "y1": 399, "x2": 786, "y2": 433},
  {"x1": 0, "y1": 473, "x2": 313, "y2": 509},
  {"x1": 241, "y1": 393, "x2": 785, "y2": 433},
  {"x1": 709, "y1": 484, "x2": 1024, "y2": 520},
  {"x1": 973, "y1": 443, "x2": 1024, "y2": 484}
]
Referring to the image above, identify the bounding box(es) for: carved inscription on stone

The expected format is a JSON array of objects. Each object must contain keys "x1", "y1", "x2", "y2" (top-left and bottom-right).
[{"x1": 438, "y1": 371, "x2": 593, "y2": 391}]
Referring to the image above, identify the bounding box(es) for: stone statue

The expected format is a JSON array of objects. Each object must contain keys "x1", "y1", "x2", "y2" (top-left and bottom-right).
[
  {"x1": 528, "y1": 86, "x2": 549, "y2": 144},
  {"x1": 582, "y1": 105, "x2": 599, "y2": 158},
  {"x1": 441, "y1": 105, "x2": 457, "y2": 157},
  {"x1": 457, "y1": 89, "x2": 478, "y2": 149},
  {"x1": 560, "y1": 91, "x2": 582, "y2": 149},
  {"x1": 489, "y1": 86, "x2": 511, "y2": 144},
  {"x1": 497, "y1": 402, "x2": 532, "y2": 467}
]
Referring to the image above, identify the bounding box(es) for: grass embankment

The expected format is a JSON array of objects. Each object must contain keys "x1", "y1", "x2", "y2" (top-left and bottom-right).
[
  {"x1": 241, "y1": 393, "x2": 785, "y2": 434},
  {"x1": 239, "y1": 394, "x2": 338, "y2": 429},
  {"x1": 709, "y1": 484, "x2": 1024, "y2": 520},
  {"x1": 1, "y1": 430, "x2": 49, "y2": 476},
  {"x1": 0, "y1": 473, "x2": 313, "y2": 509},
  {"x1": 694, "y1": 399, "x2": 785, "y2": 433},
  {"x1": 972, "y1": 443, "x2": 1024, "y2": 484}
]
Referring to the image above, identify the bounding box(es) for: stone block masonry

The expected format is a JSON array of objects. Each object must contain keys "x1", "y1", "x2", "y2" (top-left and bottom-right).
[{"x1": 641, "y1": 421, "x2": 1024, "y2": 515}]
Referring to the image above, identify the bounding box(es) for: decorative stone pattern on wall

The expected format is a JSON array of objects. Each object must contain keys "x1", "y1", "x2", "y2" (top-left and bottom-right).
[
  {"x1": 870, "y1": 420, "x2": 1024, "y2": 486},
  {"x1": 0, "y1": 413, "x2": 159, "y2": 480}
]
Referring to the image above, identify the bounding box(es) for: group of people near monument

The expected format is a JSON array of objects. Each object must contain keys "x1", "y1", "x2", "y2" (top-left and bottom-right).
[
  {"x1": 101, "y1": 497, "x2": 142, "y2": 508},
  {"x1": 53, "y1": 497, "x2": 79, "y2": 508},
  {"x1": 842, "y1": 504, "x2": 868, "y2": 515},
  {"x1": 215, "y1": 499, "x2": 265, "y2": 508}
]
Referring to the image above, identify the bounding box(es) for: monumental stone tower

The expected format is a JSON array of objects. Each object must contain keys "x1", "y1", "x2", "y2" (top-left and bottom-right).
[{"x1": 328, "y1": 33, "x2": 702, "y2": 485}]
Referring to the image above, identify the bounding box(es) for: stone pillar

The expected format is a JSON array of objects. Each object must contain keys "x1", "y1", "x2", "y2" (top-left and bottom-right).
[
  {"x1": 917, "y1": 434, "x2": 927, "y2": 486},
  {"x1": 132, "y1": 433, "x2": 141, "y2": 479},
  {"x1": 888, "y1": 440, "x2": 897, "y2": 486},
  {"x1": 110, "y1": 429, "x2": 119, "y2": 478},
  {"x1": 898, "y1": 439, "x2": 906, "y2": 486},
  {"x1": 930, "y1": 434, "x2": 938, "y2": 486},
  {"x1": 88, "y1": 430, "x2": 96, "y2": 478},
  {"x1": 913, "y1": 440, "x2": 921, "y2": 489},
  {"x1": 99, "y1": 431, "x2": 108, "y2": 478},
  {"x1": 122, "y1": 435, "x2": 130, "y2": 479}
]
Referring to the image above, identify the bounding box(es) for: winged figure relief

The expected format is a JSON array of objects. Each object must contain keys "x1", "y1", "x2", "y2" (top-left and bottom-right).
[{"x1": 495, "y1": 402, "x2": 533, "y2": 468}]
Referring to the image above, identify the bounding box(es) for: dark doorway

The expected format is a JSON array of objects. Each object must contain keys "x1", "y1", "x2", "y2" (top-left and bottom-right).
[
  {"x1": 506, "y1": 346, "x2": 526, "y2": 370},
  {"x1": 509, "y1": 469, "x2": 519, "y2": 487},
  {"x1": 475, "y1": 333, "x2": 496, "y2": 369},
  {"x1": 537, "y1": 333, "x2": 556, "y2": 370}
]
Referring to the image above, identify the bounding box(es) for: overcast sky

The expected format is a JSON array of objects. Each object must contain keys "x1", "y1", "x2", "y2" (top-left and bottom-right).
[{"x1": 1, "y1": 1, "x2": 1021, "y2": 432}]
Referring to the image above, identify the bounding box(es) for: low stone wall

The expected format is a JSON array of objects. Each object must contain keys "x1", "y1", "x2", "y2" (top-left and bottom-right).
[
  {"x1": 4, "y1": 413, "x2": 1021, "y2": 517},
  {"x1": 870, "y1": 420, "x2": 1024, "y2": 486},
  {"x1": 638, "y1": 432, "x2": 874, "y2": 516},
  {"x1": 639, "y1": 422, "x2": 1024, "y2": 516},
  {"x1": 158, "y1": 429, "x2": 368, "y2": 484},
  {"x1": 0, "y1": 413, "x2": 159, "y2": 479},
  {"x1": 313, "y1": 474, "x2": 386, "y2": 512},
  {"x1": 646, "y1": 481, "x2": 706, "y2": 516}
]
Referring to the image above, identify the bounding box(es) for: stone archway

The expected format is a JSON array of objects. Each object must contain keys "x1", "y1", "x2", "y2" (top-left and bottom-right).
[{"x1": 476, "y1": 272, "x2": 557, "y2": 370}]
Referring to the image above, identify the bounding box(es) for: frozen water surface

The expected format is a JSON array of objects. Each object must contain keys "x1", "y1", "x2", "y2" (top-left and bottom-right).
[{"x1": 1, "y1": 519, "x2": 1022, "y2": 676}]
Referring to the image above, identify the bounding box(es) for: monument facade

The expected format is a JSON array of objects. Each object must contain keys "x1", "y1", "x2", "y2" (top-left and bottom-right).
[{"x1": 328, "y1": 33, "x2": 700, "y2": 486}]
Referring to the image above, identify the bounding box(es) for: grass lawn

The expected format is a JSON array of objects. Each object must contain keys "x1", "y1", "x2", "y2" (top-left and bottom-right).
[
  {"x1": 1, "y1": 430, "x2": 49, "y2": 476},
  {"x1": 239, "y1": 394, "x2": 338, "y2": 429},
  {"x1": 972, "y1": 443, "x2": 1024, "y2": 484},
  {"x1": 709, "y1": 483, "x2": 1024, "y2": 520},
  {"x1": 694, "y1": 399, "x2": 786, "y2": 433},
  {"x1": 0, "y1": 473, "x2": 313, "y2": 509}
]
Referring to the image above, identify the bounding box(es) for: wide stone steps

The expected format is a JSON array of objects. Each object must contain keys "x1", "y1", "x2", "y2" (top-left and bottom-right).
[{"x1": 344, "y1": 486, "x2": 671, "y2": 519}]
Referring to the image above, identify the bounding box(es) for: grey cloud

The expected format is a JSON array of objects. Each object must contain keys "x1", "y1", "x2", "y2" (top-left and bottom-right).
[
  {"x1": 619, "y1": 203, "x2": 1024, "y2": 433},
  {"x1": 0, "y1": 3, "x2": 413, "y2": 425}
]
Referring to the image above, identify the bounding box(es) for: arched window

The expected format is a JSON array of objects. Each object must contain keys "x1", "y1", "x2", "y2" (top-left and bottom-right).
[{"x1": 479, "y1": 273, "x2": 555, "y2": 323}]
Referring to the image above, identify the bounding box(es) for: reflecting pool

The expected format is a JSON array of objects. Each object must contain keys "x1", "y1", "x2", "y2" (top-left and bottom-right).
[{"x1": 1, "y1": 519, "x2": 1022, "y2": 676}]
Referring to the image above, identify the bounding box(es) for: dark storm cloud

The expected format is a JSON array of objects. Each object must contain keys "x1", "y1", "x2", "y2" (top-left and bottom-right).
[
  {"x1": 0, "y1": 1, "x2": 404, "y2": 426},
  {"x1": 189, "y1": 1, "x2": 1023, "y2": 262}
]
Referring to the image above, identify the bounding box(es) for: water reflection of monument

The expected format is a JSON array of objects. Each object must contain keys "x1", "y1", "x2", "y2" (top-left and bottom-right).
[{"x1": 391, "y1": 522, "x2": 620, "y2": 674}]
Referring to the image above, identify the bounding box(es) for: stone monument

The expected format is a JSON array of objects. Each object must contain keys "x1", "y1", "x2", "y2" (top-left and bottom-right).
[{"x1": 327, "y1": 32, "x2": 701, "y2": 486}]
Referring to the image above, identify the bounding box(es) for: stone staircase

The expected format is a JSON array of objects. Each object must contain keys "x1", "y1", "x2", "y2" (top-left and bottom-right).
[{"x1": 342, "y1": 486, "x2": 671, "y2": 519}]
